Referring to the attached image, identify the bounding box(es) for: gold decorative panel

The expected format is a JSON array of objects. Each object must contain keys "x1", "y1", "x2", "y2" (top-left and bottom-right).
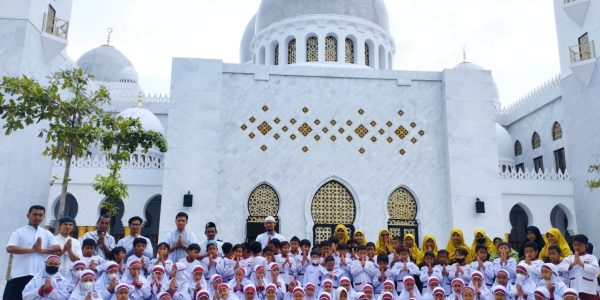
[
  {"x1": 325, "y1": 36, "x2": 337, "y2": 62},
  {"x1": 288, "y1": 39, "x2": 297, "y2": 64},
  {"x1": 345, "y1": 39, "x2": 354, "y2": 64},
  {"x1": 532, "y1": 132, "x2": 541, "y2": 149},
  {"x1": 248, "y1": 184, "x2": 279, "y2": 217},
  {"x1": 387, "y1": 188, "x2": 417, "y2": 220},
  {"x1": 311, "y1": 181, "x2": 355, "y2": 224},
  {"x1": 552, "y1": 122, "x2": 563, "y2": 141},
  {"x1": 314, "y1": 227, "x2": 333, "y2": 245},
  {"x1": 307, "y1": 37, "x2": 318, "y2": 62}
]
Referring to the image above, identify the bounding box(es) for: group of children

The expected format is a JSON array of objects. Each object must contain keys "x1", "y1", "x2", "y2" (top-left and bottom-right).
[{"x1": 22, "y1": 224, "x2": 599, "y2": 300}]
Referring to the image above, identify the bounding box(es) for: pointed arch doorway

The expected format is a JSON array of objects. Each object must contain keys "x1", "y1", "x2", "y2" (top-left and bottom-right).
[
  {"x1": 246, "y1": 183, "x2": 280, "y2": 242},
  {"x1": 311, "y1": 180, "x2": 356, "y2": 245}
]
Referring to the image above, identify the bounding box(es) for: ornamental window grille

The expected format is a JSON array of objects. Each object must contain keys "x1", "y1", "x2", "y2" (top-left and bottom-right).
[
  {"x1": 345, "y1": 38, "x2": 355, "y2": 63},
  {"x1": 515, "y1": 141, "x2": 523, "y2": 156},
  {"x1": 532, "y1": 132, "x2": 541, "y2": 149},
  {"x1": 288, "y1": 39, "x2": 296, "y2": 64},
  {"x1": 307, "y1": 36, "x2": 319, "y2": 62},
  {"x1": 365, "y1": 43, "x2": 370, "y2": 66},
  {"x1": 311, "y1": 180, "x2": 355, "y2": 245},
  {"x1": 552, "y1": 122, "x2": 563, "y2": 140},
  {"x1": 387, "y1": 187, "x2": 419, "y2": 242},
  {"x1": 247, "y1": 183, "x2": 280, "y2": 242},
  {"x1": 325, "y1": 36, "x2": 337, "y2": 62},
  {"x1": 274, "y1": 44, "x2": 279, "y2": 66}
]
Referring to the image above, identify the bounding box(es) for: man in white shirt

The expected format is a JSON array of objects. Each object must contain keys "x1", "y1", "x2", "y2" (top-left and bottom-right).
[
  {"x1": 200, "y1": 222, "x2": 224, "y2": 258},
  {"x1": 54, "y1": 216, "x2": 82, "y2": 277},
  {"x1": 82, "y1": 214, "x2": 116, "y2": 259},
  {"x1": 3, "y1": 205, "x2": 61, "y2": 300},
  {"x1": 116, "y1": 216, "x2": 153, "y2": 258},
  {"x1": 164, "y1": 212, "x2": 198, "y2": 262},
  {"x1": 563, "y1": 234, "x2": 600, "y2": 300},
  {"x1": 255, "y1": 216, "x2": 285, "y2": 249}
]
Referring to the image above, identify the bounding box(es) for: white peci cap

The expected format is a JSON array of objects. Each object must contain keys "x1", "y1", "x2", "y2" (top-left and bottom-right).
[{"x1": 264, "y1": 216, "x2": 276, "y2": 222}]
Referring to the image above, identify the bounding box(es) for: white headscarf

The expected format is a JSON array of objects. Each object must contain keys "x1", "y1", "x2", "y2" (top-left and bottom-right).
[
  {"x1": 333, "y1": 287, "x2": 348, "y2": 300},
  {"x1": 172, "y1": 261, "x2": 191, "y2": 298},
  {"x1": 110, "y1": 283, "x2": 131, "y2": 300},
  {"x1": 70, "y1": 270, "x2": 102, "y2": 299},
  {"x1": 397, "y1": 276, "x2": 421, "y2": 300}
]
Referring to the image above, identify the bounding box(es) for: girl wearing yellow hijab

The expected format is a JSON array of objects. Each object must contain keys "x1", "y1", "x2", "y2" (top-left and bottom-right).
[
  {"x1": 445, "y1": 228, "x2": 474, "y2": 263},
  {"x1": 375, "y1": 229, "x2": 394, "y2": 255},
  {"x1": 539, "y1": 228, "x2": 572, "y2": 260},
  {"x1": 419, "y1": 234, "x2": 439, "y2": 259},
  {"x1": 334, "y1": 224, "x2": 350, "y2": 244},
  {"x1": 403, "y1": 233, "x2": 422, "y2": 265},
  {"x1": 353, "y1": 230, "x2": 367, "y2": 246},
  {"x1": 471, "y1": 229, "x2": 496, "y2": 257}
]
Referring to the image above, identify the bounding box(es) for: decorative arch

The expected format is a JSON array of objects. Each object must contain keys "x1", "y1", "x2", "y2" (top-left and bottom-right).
[
  {"x1": 552, "y1": 122, "x2": 563, "y2": 141},
  {"x1": 345, "y1": 38, "x2": 355, "y2": 63},
  {"x1": 509, "y1": 204, "x2": 529, "y2": 250},
  {"x1": 386, "y1": 187, "x2": 419, "y2": 242},
  {"x1": 325, "y1": 35, "x2": 337, "y2": 62},
  {"x1": 364, "y1": 41, "x2": 373, "y2": 67},
  {"x1": 532, "y1": 132, "x2": 541, "y2": 149},
  {"x1": 306, "y1": 36, "x2": 319, "y2": 62},
  {"x1": 246, "y1": 183, "x2": 280, "y2": 242},
  {"x1": 272, "y1": 41, "x2": 280, "y2": 66},
  {"x1": 141, "y1": 195, "x2": 162, "y2": 245},
  {"x1": 287, "y1": 39, "x2": 297, "y2": 65},
  {"x1": 514, "y1": 140, "x2": 522, "y2": 156},
  {"x1": 550, "y1": 204, "x2": 572, "y2": 238},
  {"x1": 311, "y1": 180, "x2": 356, "y2": 245},
  {"x1": 53, "y1": 193, "x2": 79, "y2": 219}
]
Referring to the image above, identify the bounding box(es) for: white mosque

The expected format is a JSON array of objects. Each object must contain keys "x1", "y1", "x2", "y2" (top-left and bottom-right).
[{"x1": 1, "y1": 0, "x2": 600, "y2": 280}]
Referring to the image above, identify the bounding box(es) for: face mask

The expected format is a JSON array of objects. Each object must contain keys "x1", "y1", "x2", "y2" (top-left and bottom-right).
[
  {"x1": 46, "y1": 266, "x2": 59, "y2": 275},
  {"x1": 81, "y1": 281, "x2": 95, "y2": 290},
  {"x1": 73, "y1": 270, "x2": 83, "y2": 278},
  {"x1": 516, "y1": 274, "x2": 525, "y2": 281},
  {"x1": 455, "y1": 258, "x2": 465, "y2": 264},
  {"x1": 476, "y1": 238, "x2": 486, "y2": 244},
  {"x1": 107, "y1": 273, "x2": 118, "y2": 280}
]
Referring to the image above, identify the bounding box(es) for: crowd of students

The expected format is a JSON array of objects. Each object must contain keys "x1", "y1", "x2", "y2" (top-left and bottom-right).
[{"x1": 4, "y1": 206, "x2": 600, "y2": 300}]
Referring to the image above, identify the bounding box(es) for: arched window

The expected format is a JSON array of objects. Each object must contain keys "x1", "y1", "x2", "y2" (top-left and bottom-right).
[
  {"x1": 345, "y1": 38, "x2": 354, "y2": 63},
  {"x1": 287, "y1": 39, "x2": 296, "y2": 65},
  {"x1": 365, "y1": 43, "x2": 370, "y2": 66},
  {"x1": 325, "y1": 36, "x2": 337, "y2": 62},
  {"x1": 274, "y1": 44, "x2": 279, "y2": 66},
  {"x1": 514, "y1": 140, "x2": 522, "y2": 156},
  {"x1": 532, "y1": 132, "x2": 541, "y2": 149},
  {"x1": 306, "y1": 36, "x2": 318, "y2": 62},
  {"x1": 552, "y1": 122, "x2": 563, "y2": 140},
  {"x1": 247, "y1": 184, "x2": 280, "y2": 242},
  {"x1": 311, "y1": 180, "x2": 356, "y2": 245},
  {"x1": 53, "y1": 193, "x2": 79, "y2": 219},
  {"x1": 387, "y1": 187, "x2": 419, "y2": 241},
  {"x1": 378, "y1": 45, "x2": 386, "y2": 70},
  {"x1": 141, "y1": 195, "x2": 162, "y2": 245},
  {"x1": 258, "y1": 47, "x2": 266, "y2": 65},
  {"x1": 509, "y1": 204, "x2": 529, "y2": 249}
]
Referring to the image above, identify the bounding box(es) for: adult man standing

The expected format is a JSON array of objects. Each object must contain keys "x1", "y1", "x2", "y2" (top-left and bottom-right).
[
  {"x1": 3, "y1": 205, "x2": 61, "y2": 300},
  {"x1": 54, "y1": 216, "x2": 82, "y2": 277},
  {"x1": 83, "y1": 214, "x2": 116, "y2": 259},
  {"x1": 200, "y1": 222, "x2": 224, "y2": 258},
  {"x1": 255, "y1": 216, "x2": 285, "y2": 249},
  {"x1": 116, "y1": 216, "x2": 153, "y2": 258},
  {"x1": 164, "y1": 212, "x2": 198, "y2": 262}
]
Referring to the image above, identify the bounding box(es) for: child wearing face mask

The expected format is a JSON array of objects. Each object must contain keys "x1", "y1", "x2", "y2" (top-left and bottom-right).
[
  {"x1": 69, "y1": 269, "x2": 102, "y2": 299},
  {"x1": 513, "y1": 265, "x2": 535, "y2": 300},
  {"x1": 65, "y1": 260, "x2": 87, "y2": 294},
  {"x1": 96, "y1": 261, "x2": 121, "y2": 299},
  {"x1": 448, "y1": 248, "x2": 471, "y2": 286},
  {"x1": 22, "y1": 255, "x2": 70, "y2": 299}
]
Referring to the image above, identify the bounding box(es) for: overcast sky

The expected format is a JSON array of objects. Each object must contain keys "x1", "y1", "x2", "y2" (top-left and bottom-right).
[{"x1": 67, "y1": 0, "x2": 560, "y2": 106}]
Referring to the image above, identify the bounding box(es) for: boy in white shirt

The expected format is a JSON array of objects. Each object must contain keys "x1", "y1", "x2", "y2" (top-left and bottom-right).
[
  {"x1": 432, "y1": 250, "x2": 452, "y2": 295},
  {"x1": 517, "y1": 241, "x2": 544, "y2": 284},
  {"x1": 350, "y1": 245, "x2": 377, "y2": 292},
  {"x1": 491, "y1": 242, "x2": 517, "y2": 284},
  {"x1": 563, "y1": 234, "x2": 600, "y2": 300},
  {"x1": 469, "y1": 245, "x2": 494, "y2": 287},
  {"x1": 390, "y1": 247, "x2": 419, "y2": 294},
  {"x1": 201, "y1": 241, "x2": 223, "y2": 281}
]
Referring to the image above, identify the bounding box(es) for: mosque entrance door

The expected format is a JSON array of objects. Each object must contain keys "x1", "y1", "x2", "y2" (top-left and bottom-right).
[
  {"x1": 311, "y1": 180, "x2": 356, "y2": 245},
  {"x1": 387, "y1": 187, "x2": 419, "y2": 242},
  {"x1": 142, "y1": 195, "x2": 162, "y2": 252},
  {"x1": 550, "y1": 205, "x2": 571, "y2": 242},
  {"x1": 246, "y1": 183, "x2": 280, "y2": 243},
  {"x1": 509, "y1": 204, "x2": 528, "y2": 250}
]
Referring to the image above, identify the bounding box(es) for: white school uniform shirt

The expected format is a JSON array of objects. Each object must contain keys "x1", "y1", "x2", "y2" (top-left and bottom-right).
[
  {"x1": 371, "y1": 268, "x2": 396, "y2": 295},
  {"x1": 391, "y1": 261, "x2": 420, "y2": 292},
  {"x1": 516, "y1": 260, "x2": 543, "y2": 285},
  {"x1": 255, "y1": 231, "x2": 286, "y2": 249},
  {"x1": 303, "y1": 263, "x2": 325, "y2": 288},
  {"x1": 22, "y1": 269, "x2": 70, "y2": 300},
  {"x1": 350, "y1": 259, "x2": 377, "y2": 291},
  {"x1": 468, "y1": 261, "x2": 494, "y2": 286},
  {"x1": 432, "y1": 265, "x2": 451, "y2": 295},
  {"x1": 276, "y1": 254, "x2": 297, "y2": 284},
  {"x1": 116, "y1": 235, "x2": 153, "y2": 258},
  {"x1": 562, "y1": 253, "x2": 600, "y2": 295},
  {"x1": 164, "y1": 229, "x2": 199, "y2": 262},
  {"x1": 199, "y1": 240, "x2": 225, "y2": 257},
  {"x1": 201, "y1": 256, "x2": 223, "y2": 281},
  {"x1": 7, "y1": 224, "x2": 59, "y2": 278},
  {"x1": 55, "y1": 233, "x2": 83, "y2": 277},
  {"x1": 491, "y1": 258, "x2": 517, "y2": 284},
  {"x1": 82, "y1": 231, "x2": 116, "y2": 259},
  {"x1": 447, "y1": 263, "x2": 471, "y2": 286}
]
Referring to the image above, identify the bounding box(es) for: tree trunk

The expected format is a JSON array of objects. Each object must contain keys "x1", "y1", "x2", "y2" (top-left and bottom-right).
[{"x1": 57, "y1": 155, "x2": 73, "y2": 223}]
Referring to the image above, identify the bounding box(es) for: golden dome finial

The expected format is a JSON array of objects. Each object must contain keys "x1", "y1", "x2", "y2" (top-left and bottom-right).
[{"x1": 137, "y1": 92, "x2": 143, "y2": 108}]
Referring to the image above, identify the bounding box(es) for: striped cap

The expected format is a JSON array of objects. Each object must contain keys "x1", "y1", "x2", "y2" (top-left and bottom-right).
[
  {"x1": 318, "y1": 292, "x2": 331, "y2": 300},
  {"x1": 266, "y1": 283, "x2": 278, "y2": 292},
  {"x1": 210, "y1": 274, "x2": 223, "y2": 283},
  {"x1": 152, "y1": 265, "x2": 166, "y2": 274},
  {"x1": 244, "y1": 284, "x2": 257, "y2": 294},
  {"x1": 471, "y1": 271, "x2": 483, "y2": 280},
  {"x1": 80, "y1": 270, "x2": 96, "y2": 280},
  {"x1": 493, "y1": 286, "x2": 507, "y2": 295},
  {"x1": 451, "y1": 278, "x2": 465, "y2": 287},
  {"x1": 362, "y1": 284, "x2": 373, "y2": 292},
  {"x1": 194, "y1": 265, "x2": 205, "y2": 274},
  {"x1": 495, "y1": 269, "x2": 509, "y2": 278},
  {"x1": 381, "y1": 292, "x2": 394, "y2": 300},
  {"x1": 383, "y1": 280, "x2": 395, "y2": 288},
  {"x1": 428, "y1": 276, "x2": 440, "y2": 284},
  {"x1": 516, "y1": 265, "x2": 528, "y2": 274},
  {"x1": 292, "y1": 287, "x2": 305, "y2": 296},
  {"x1": 340, "y1": 277, "x2": 351, "y2": 285},
  {"x1": 432, "y1": 287, "x2": 445, "y2": 296},
  {"x1": 322, "y1": 279, "x2": 333, "y2": 287},
  {"x1": 196, "y1": 290, "x2": 210, "y2": 299},
  {"x1": 403, "y1": 276, "x2": 415, "y2": 284}
]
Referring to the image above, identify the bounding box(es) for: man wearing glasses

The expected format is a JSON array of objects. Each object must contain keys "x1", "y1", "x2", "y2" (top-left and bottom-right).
[{"x1": 116, "y1": 216, "x2": 153, "y2": 258}]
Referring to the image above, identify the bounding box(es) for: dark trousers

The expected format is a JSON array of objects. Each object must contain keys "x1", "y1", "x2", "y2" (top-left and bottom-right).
[
  {"x1": 2, "y1": 275, "x2": 33, "y2": 300},
  {"x1": 579, "y1": 292, "x2": 600, "y2": 300}
]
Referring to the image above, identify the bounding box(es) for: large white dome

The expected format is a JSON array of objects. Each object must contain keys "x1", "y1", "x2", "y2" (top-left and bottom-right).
[
  {"x1": 496, "y1": 123, "x2": 515, "y2": 165},
  {"x1": 76, "y1": 45, "x2": 136, "y2": 82},
  {"x1": 255, "y1": 0, "x2": 390, "y2": 32},
  {"x1": 240, "y1": 15, "x2": 257, "y2": 64},
  {"x1": 117, "y1": 107, "x2": 164, "y2": 135}
]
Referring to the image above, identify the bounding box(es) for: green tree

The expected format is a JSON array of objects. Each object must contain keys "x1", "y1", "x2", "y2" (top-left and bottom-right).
[
  {"x1": 0, "y1": 69, "x2": 109, "y2": 220},
  {"x1": 588, "y1": 164, "x2": 600, "y2": 190},
  {"x1": 94, "y1": 115, "x2": 167, "y2": 215}
]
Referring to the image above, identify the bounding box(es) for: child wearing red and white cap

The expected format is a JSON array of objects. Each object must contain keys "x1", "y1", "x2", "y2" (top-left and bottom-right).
[
  {"x1": 492, "y1": 269, "x2": 516, "y2": 299},
  {"x1": 22, "y1": 255, "x2": 69, "y2": 299},
  {"x1": 397, "y1": 276, "x2": 421, "y2": 300}
]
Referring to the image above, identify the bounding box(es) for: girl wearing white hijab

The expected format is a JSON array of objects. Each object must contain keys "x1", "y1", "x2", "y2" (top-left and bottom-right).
[
  {"x1": 537, "y1": 263, "x2": 566, "y2": 300},
  {"x1": 65, "y1": 260, "x2": 88, "y2": 294},
  {"x1": 69, "y1": 270, "x2": 102, "y2": 299},
  {"x1": 513, "y1": 265, "x2": 535, "y2": 300},
  {"x1": 121, "y1": 260, "x2": 152, "y2": 299},
  {"x1": 491, "y1": 286, "x2": 509, "y2": 300},
  {"x1": 361, "y1": 284, "x2": 376, "y2": 300},
  {"x1": 209, "y1": 274, "x2": 224, "y2": 299},
  {"x1": 158, "y1": 291, "x2": 174, "y2": 299},
  {"x1": 110, "y1": 283, "x2": 131, "y2": 300},
  {"x1": 22, "y1": 255, "x2": 70, "y2": 300},
  {"x1": 196, "y1": 289, "x2": 211, "y2": 300},
  {"x1": 96, "y1": 261, "x2": 121, "y2": 300},
  {"x1": 150, "y1": 265, "x2": 171, "y2": 297},
  {"x1": 190, "y1": 265, "x2": 209, "y2": 299},
  {"x1": 532, "y1": 287, "x2": 550, "y2": 300},
  {"x1": 397, "y1": 276, "x2": 422, "y2": 300},
  {"x1": 333, "y1": 287, "x2": 349, "y2": 300},
  {"x1": 244, "y1": 284, "x2": 259, "y2": 300},
  {"x1": 171, "y1": 261, "x2": 193, "y2": 299},
  {"x1": 561, "y1": 288, "x2": 579, "y2": 300},
  {"x1": 218, "y1": 282, "x2": 241, "y2": 300},
  {"x1": 492, "y1": 269, "x2": 516, "y2": 299},
  {"x1": 467, "y1": 271, "x2": 492, "y2": 300}
]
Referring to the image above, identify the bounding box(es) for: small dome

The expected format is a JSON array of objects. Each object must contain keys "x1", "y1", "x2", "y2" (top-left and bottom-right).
[
  {"x1": 76, "y1": 45, "x2": 135, "y2": 82},
  {"x1": 255, "y1": 0, "x2": 389, "y2": 33},
  {"x1": 240, "y1": 15, "x2": 257, "y2": 64},
  {"x1": 454, "y1": 62, "x2": 484, "y2": 70},
  {"x1": 496, "y1": 123, "x2": 515, "y2": 165},
  {"x1": 117, "y1": 107, "x2": 164, "y2": 135},
  {"x1": 119, "y1": 66, "x2": 139, "y2": 83}
]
